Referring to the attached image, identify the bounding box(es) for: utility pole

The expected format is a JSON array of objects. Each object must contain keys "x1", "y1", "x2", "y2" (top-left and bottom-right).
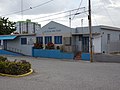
[{"x1": 88, "y1": 0, "x2": 93, "y2": 62}]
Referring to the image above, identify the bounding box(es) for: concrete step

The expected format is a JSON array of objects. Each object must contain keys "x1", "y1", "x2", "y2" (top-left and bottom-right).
[{"x1": 74, "y1": 52, "x2": 81, "y2": 60}]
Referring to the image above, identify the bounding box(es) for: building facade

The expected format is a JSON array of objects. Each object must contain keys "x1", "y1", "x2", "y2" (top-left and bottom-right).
[
  {"x1": 36, "y1": 21, "x2": 73, "y2": 51},
  {"x1": 15, "y1": 19, "x2": 41, "y2": 34},
  {"x1": 73, "y1": 26, "x2": 120, "y2": 53},
  {"x1": 36, "y1": 21, "x2": 120, "y2": 54},
  {"x1": 0, "y1": 21, "x2": 120, "y2": 57}
]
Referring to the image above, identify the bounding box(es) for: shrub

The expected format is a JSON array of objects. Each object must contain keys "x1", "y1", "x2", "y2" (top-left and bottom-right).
[
  {"x1": 0, "y1": 56, "x2": 7, "y2": 62},
  {"x1": 0, "y1": 56, "x2": 31, "y2": 75},
  {"x1": 60, "y1": 45, "x2": 64, "y2": 52},
  {"x1": 45, "y1": 42, "x2": 54, "y2": 49},
  {"x1": 56, "y1": 46, "x2": 60, "y2": 50},
  {"x1": 33, "y1": 43, "x2": 43, "y2": 49}
]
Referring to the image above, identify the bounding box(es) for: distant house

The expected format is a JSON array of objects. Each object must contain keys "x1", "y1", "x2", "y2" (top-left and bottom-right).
[{"x1": 15, "y1": 19, "x2": 41, "y2": 34}]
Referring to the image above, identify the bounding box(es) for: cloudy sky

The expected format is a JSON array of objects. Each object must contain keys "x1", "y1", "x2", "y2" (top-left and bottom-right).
[{"x1": 0, "y1": 0, "x2": 120, "y2": 28}]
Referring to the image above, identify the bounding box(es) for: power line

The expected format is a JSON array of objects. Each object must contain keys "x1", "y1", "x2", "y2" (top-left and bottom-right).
[
  {"x1": 72, "y1": 0, "x2": 84, "y2": 20},
  {"x1": 31, "y1": 7, "x2": 85, "y2": 20},
  {"x1": 1, "y1": 0, "x2": 54, "y2": 17},
  {"x1": 102, "y1": 0, "x2": 116, "y2": 26},
  {"x1": 37, "y1": 10, "x2": 88, "y2": 23}
]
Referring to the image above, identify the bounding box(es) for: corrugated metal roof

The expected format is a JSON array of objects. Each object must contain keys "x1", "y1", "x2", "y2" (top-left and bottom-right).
[{"x1": 0, "y1": 35, "x2": 17, "y2": 40}]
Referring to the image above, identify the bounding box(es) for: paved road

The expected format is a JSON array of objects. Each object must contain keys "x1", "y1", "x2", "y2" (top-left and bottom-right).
[
  {"x1": 94, "y1": 54, "x2": 120, "y2": 63},
  {"x1": 0, "y1": 56, "x2": 120, "y2": 90}
]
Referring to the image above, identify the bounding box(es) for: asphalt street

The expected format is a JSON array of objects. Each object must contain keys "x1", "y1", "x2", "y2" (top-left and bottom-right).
[{"x1": 0, "y1": 56, "x2": 120, "y2": 90}]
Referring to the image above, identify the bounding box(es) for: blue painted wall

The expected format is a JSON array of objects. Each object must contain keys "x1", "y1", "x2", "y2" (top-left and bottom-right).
[
  {"x1": 0, "y1": 50, "x2": 22, "y2": 56},
  {"x1": 81, "y1": 53, "x2": 90, "y2": 61},
  {"x1": 32, "y1": 49, "x2": 74, "y2": 59}
]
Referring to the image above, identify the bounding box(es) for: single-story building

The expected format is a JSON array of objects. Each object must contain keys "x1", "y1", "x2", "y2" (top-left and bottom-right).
[
  {"x1": 36, "y1": 21, "x2": 120, "y2": 54},
  {"x1": 0, "y1": 34, "x2": 36, "y2": 56},
  {"x1": 73, "y1": 25, "x2": 120, "y2": 54}
]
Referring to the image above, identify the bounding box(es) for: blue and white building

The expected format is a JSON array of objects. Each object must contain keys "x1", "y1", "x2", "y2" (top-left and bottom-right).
[
  {"x1": 36, "y1": 21, "x2": 120, "y2": 54},
  {"x1": 0, "y1": 21, "x2": 120, "y2": 59}
]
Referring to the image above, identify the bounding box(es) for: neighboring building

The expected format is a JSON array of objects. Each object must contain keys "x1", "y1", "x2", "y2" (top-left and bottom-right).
[
  {"x1": 73, "y1": 26, "x2": 120, "y2": 54},
  {"x1": 15, "y1": 19, "x2": 41, "y2": 34},
  {"x1": 0, "y1": 34, "x2": 36, "y2": 56}
]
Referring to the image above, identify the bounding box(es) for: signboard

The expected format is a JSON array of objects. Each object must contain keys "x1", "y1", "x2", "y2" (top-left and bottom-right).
[{"x1": 43, "y1": 27, "x2": 61, "y2": 33}]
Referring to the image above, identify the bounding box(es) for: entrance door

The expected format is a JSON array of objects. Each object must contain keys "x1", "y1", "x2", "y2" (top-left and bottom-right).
[
  {"x1": 3, "y1": 40, "x2": 7, "y2": 50},
  {"x1": 82, "y1": 37, "x2": 89, "y2": 53},
  {"x1": 74, "y1": 35, "x2": 82, "y2": 52}
]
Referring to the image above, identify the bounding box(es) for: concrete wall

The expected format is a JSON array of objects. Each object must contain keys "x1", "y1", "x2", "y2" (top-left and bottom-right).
[
  {"x1": 7, "y1": 36, "x2": 35, "y2": 56},
  {"x1": 75, "y1": 26, "x2": 101, "y2": 34},
  {"x1": 107, "y1": 41, "x2": 120, "y2": 53},
  {"x1": 32, "y1": 49, "x2": 74, "y2": 59},
  {"x1": 101, "y1": 29, "x2": 120, "y2": 53}
]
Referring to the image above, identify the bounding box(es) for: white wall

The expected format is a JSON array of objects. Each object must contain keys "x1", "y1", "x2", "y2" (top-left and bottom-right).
[
  {"x1": 36, "y1": 21, "x2": 73, "y2": 48},
  {"x1": 7, "y1": 36, "x2": 35, "y2": 56},
  {"x1": 93, "y1": 35, "x2": 102, "y2": 53},
  {"x1": 101, "y1": 29, "x2": 120, "y2": 53}
]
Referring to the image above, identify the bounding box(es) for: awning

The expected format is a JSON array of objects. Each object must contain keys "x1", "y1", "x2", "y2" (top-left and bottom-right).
[{"x1": 0, "y1": 35, "x2": 17, "y2": 40}]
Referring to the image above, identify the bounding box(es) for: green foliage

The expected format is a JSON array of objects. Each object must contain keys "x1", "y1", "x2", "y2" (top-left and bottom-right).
[
  {"x1": 0, "y1": 17, "x2": 16, "y2": 35},
  {"x1": 0, "y1": 56, "x2": 7, "y2": 62},
  {"x1": 0, "y1": 56, "x2": 31, "y2": 75}
]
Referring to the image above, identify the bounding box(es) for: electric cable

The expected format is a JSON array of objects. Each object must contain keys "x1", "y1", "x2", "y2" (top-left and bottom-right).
[{"x1": 1, "y1": 0, "x2": 54, "y2": 17}]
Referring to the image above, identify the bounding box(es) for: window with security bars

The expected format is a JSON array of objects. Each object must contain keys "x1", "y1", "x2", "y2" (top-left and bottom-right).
[
  {"x1": 45, "y1": 36, "x2": 52, "y2": 44},
  {"x1": 54, "y1": 36, "x2": 62, "y2": 44},
  {"x1": 21, "y1": 38, "x2": 27, "y2": 45},
  {"x1": 36, "y1": 37, "x2": 43, "y2": 44}
]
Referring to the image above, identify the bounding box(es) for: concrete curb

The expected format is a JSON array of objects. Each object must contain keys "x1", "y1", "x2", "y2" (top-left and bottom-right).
[{"x1": 0, "y1": 69, "x2": 33, "y2": 78}]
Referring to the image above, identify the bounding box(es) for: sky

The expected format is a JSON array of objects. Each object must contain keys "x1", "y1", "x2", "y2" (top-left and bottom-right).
[{"x1": 0, "y1": 0, "x2": 120, "y2": 28}]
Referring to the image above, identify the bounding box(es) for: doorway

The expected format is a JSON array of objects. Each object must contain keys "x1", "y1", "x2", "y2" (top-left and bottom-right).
[{"x1": 82, "y1": 37, "x2": 89, "y2": 53}]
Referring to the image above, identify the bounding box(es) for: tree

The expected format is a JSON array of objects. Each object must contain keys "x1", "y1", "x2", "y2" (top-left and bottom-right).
[{"x1": 0, "y1": 17, "x2": 16, "y2": 35}]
